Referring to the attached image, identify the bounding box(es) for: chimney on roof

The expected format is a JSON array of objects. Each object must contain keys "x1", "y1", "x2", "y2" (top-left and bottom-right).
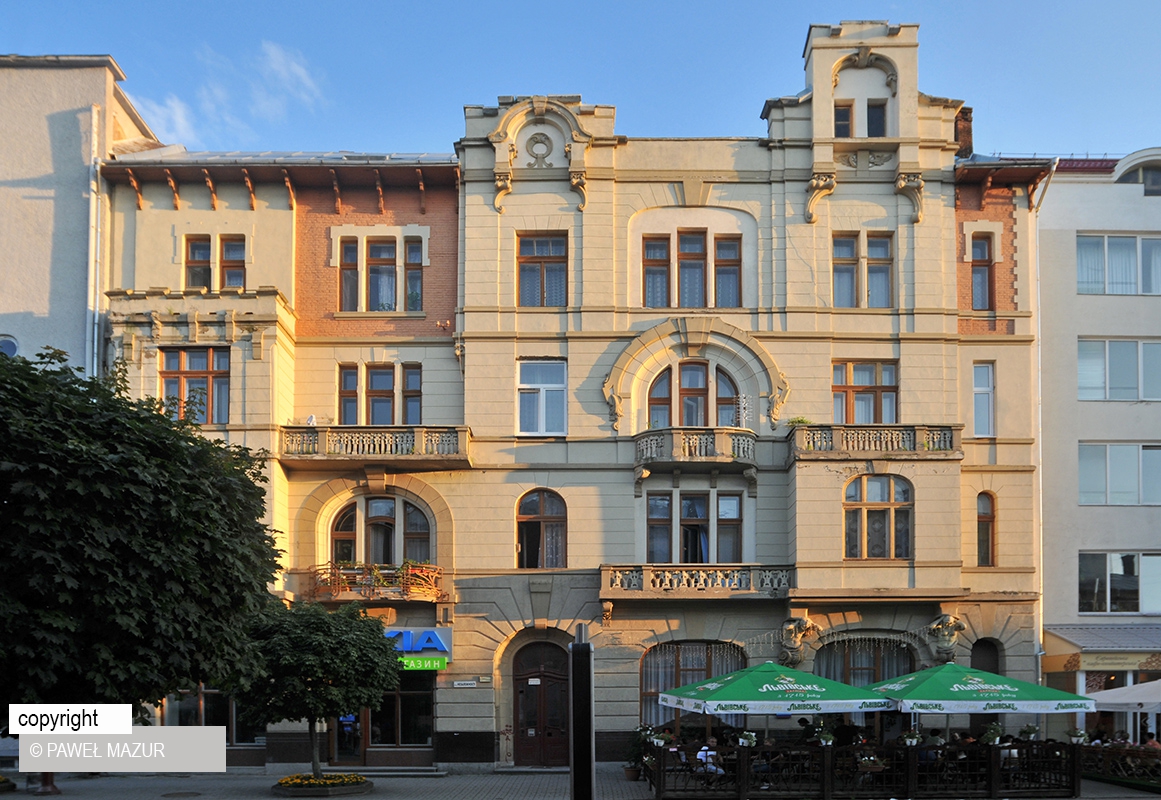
[{"x1": 955, "y1": 106, "x2": 973, "y2": 158}]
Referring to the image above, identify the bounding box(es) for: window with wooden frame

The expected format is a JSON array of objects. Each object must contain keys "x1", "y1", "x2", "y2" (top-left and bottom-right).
[
  {"x1": 186, "y1": 236, "x2": 211, "y2": 289},
  {"x1": 331, "y1": 497, "x2": 433, "y2": 567},
  {"x1": 834, "y1": 102, "x2": 853, "y2": 138},
  {"x1": 716, "y1": 369, "x2": 738, "y2": 427},
  {"x1": 833, "y1": 236, "x2": 857, "y2": 307},
  {"x1": 338, "y1": 366, "x2": 359, "y2": 425},
  {"x1": 339, "y1": 238, "x2": 359, "y2": 311},
  {"x1": 646, "y1": 493, "x2": 672, "y2": 562},
  {"x1": 518, "y1": 235, "x2": 567, "y2": 307},
  {"x1": 404, "y1": 238, "x2": 423, "y2": 311},
  {"x1": 971, "y1": 235, "x2": 993, "y2": 310},
  {"x1": 161, "y1": 347, "x2": 230, "y2": 424},
  {"x1": 516, "y1": 489, "x2": 567, "y2": 568},
  {"x1": 367, "y1": 239, "x2": 397, "y2": 312},
  {"x1": 640, "y1": 641, "x2": 746, "y2": 736},
  {"x1": 402, "y1": 364, "x2": 422, "y2": 425},
  {"x1": 643, "y1": 236, "x2": 670, "y2": 308},
  {"x1": 714, "y1": 236, "x2": 741, "y2": 307},
  {"x1": 366, "y1": 364, "x2": 394, "y2": 425},
  {"x1": 403, "y1": 500, "x2": 431, "y2": 562},
  {"x1": 677, "y1": 232, "x2": 707, "y2": 308},
  {"x1": 832, "y1": 361, "x2": 897, "y2": 424},
  {"x1": 866, "y1": 235, "x2": 892, "y2": 307},
  {"x1": 716, "y1": 494, "x2": 742, "y2": 562},
  {"x1": 976, "y1": 492, "x2": 996, "y2": 567},
  {"x1": 648, "y1": 369, "x2": 671, "y2": 429},
  {"x1": 679, "y1": 493, "x2": 710, "y2": 563},
  {"x1": 160, "y1": 685, "x2": 262, "y2": 745},
  {"x1": 332, "y1": 505, "x2": 357, "y2": 562},
  {"x1": 679, "y1": 362, "x2": 708, "y2": 426},
  {"x1": 843, "y1": 474, "x2": 913, "y2": 559},
  {"x1": 649, "y1": 363, "x2": 742, "y2": 429},
  {"x1": 220, "y1": 237, "x2": 246, "y2": 289}
]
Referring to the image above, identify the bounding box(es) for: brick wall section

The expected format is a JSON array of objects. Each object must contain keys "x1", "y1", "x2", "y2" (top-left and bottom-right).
[
  {"x1": 956, "y1": 184, "x2": 1018, "y2": 336},
  {"x1": 295, "y1": 185, "x2": 458, "y2": 338}
]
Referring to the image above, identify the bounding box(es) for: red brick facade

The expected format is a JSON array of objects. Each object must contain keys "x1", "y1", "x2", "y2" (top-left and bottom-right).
[{"x1": 955, "y1": 184, "x2": 1019, "y2": 336}]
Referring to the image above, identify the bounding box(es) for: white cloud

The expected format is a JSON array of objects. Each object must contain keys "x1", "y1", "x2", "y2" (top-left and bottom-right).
[
  {"x1": 130, "y1": 93, "x2": 201, "y2": 148},
  {"x1": 197, "y1": 81, "x2": 257, "y2": 145},
  {"x1": 251, "y1": 41, "x2": 322, "y2": 122}
]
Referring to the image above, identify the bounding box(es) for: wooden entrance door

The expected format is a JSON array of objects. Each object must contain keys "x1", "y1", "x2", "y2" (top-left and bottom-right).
[{"x1": 513, "y1": 642, "x2": 569, "y2": 766}]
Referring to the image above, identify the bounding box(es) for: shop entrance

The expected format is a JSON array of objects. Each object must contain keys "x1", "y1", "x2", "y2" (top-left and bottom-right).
[{"x1": 513, "y1": 642, "x2": 569, "y2": 766}]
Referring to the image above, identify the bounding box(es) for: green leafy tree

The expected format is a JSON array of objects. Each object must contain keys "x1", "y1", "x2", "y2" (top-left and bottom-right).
[
  {"x1": 0, "y1": 350, "x2": 279, "y2": 717},
  {"x1": 239, "y1": 601, "x2": 402, "y2": 778}
]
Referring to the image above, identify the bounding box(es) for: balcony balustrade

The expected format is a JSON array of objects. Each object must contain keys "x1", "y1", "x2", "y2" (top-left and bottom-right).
[
  {"x1": 302, "y1": 561, "x2": 446, "y2": 603},
  {"x1": 792, "y1": 424, "x2": 963, "y2": 461},
  {"x1": 633, "y1": 427, "x2": 757, "y2": 472},
  {"x1": 600, "y1": 563, "x2": 793, "y2": 600},
  {"x1": 280, "y1": 425, "x2": 471, "y2": 470}
]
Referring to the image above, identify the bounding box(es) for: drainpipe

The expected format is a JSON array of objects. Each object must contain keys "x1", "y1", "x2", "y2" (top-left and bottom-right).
[{"x1": 85, "y1": 104, "x2": 102, "y2": 377}]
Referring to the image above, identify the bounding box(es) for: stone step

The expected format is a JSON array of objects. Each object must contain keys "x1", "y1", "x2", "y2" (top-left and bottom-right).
[{"x1": 321, "y1": 766, "x2": 446, "y2": 778}]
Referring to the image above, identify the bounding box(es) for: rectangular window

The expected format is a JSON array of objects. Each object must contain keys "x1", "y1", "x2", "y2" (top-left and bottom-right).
[
  {"x1": 866, "y1": 236, "x2": 892, "y2": 308},
  {"x1": 402, "y1": 365, "x2": 422, "y2": 425},
  {"x1": 367, "y1": 239, "x2": 397, "y2": 312},
  {"x1": 677, "y1": 232, "x2": 706, "y2": 308},
  {"x1": 679, "y1": 493, "x2": 709, "y2": 563},
  {"x1": 186, "y1": 236, "x2": 211, "y2": 289},
  {"x1": 366, "y1": 365, "x2": 394, "y2": 425},
  {"x1": 714, "y1": 237, "x2": 741, "y2": 308},
  {"x1": 647, "y1": 494, "x2": 672, "y2": 563},
  {"x1": 518, "y1": 235, "x2": 567, "y2": 307},
  {"x1": 833, "y1": 236, "x2": 857, "y2": 308},
  {"x1": 339, "y1": 366, "x2": 359, "y2": 425},
  {"x1": 866, "y1": 101, "x2": 887, "y2": 138},
  {"x1": 518, "y1": 360, "x2": 567, "y2": 435},
  {"x1": 161, "y1": 348, "x2": 230, "y2": 425},
  {"x1": 717, "y1": 494, "x2": 741, "y2": 563},
  {"x1": 1078, "y1": 443, "x2": 1161, "y2": 504},
  {"x1": 1078, "y1": 340, "x2": 1161, "y2": 400},
  {"x1": 1078, "y1": 552, "x2": 1161, "y2": 613},
  {"x1": 643, "y1": 237, "x2": 670, "y2": 308},
  {"x1": 220, "y1": 237, "x2": 246, "y2": 289},
  {"x1": 834, "y1": 103, "x2": 853, "y2": 138},
  {"x1": 405, "y1": 238, "x2": 423, "y2": 311},
  {"x1": 1077, "y1": 234, "x2": 1161, "y2": 295},
  {"x1": 832, "y1": 361, "x2": 897, "y2": 424},
  {"x1": 973, "y1": 363, "x2": 995, "y2": 437},
  {"x1": 339, "y1": 238, "x2": 359, "y2": 312},
  {"x1": 971, "y1": 235, "x2": 992, "y2": 310}
]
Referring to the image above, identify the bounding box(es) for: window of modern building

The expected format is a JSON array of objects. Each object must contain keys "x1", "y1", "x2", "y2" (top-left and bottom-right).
[
  {"x1": 161, "y1": 348, "x2": 229, "y2": 424},
  {"x1": 643, "y1": 237, "x2": 670, "y2": 308},
  {"x1": 971, "y1": 235, "x2": 993, "y2": 310},
  {"x1": 973, "y1": 363, "x2": 995, "y2": 437},
  {"x1": 369, "y1": 671, "x2": 435, "y2": 746},
  {"x1": 834, "y1": 103, "x2": 853, "y2": 138},
  {"x1": 340, "y1": 238, "x2": 359, "y2": 311},
  {"x1": 977, "y1": 492, "x2": 995, "y2": 567},
  {"x1": 220, "y1": 237, "x2": 246, "y2": 289},
  {"x1": 405, "y1": 238, "x2": 423, "y2": 311},
  {"x1": 1078, "y1": 552, "x2": 1161, "y2": 613},
  {"x1": 1078, "y1": 340, "x2": 1161, "y2": 400},
  {"x1": 1077, "y1": 234, "x2": 1161, "y2": 295},
  {"x1": 843, "y1": 474, "x2": 913, "y2": 559},
  {"x1": 640, "y1": 641, "x2": 746, "y2": 736},
  {"x1": 678, "y1": 232, "x2": 707, "y2": 308},
  {"x1": 402, "y1": 364, "x2": 422, "y2": 425},
  {"x1": 832, "y1": 362, "x2": 897, "y2": 424},
  {"x1": 1116, "y1": 164, "x2": 1161, "y2": 195},
  {"x1": 331, "y1": 496, "x2": 433, "y2": 565},
  {"x1": 367, "y1": 239, "x2": 397, "y2": 312},
  {"x1": 866, "y1": 101, "x2": 887, "y2": 138},
  {"x1": 186, "y1": 236, "x2": 211, "y2": 289},
  {"x1": 518, "y1": 235, "x2": 567, "y2": 307},
  {"x1": 1078, "y1": 443, "x2": 1161, "y2": 505},
  {"x1": 518, "y1": 361, "x2": 566, "y2": 435},
  {"x1": 160, "y1": 685, "x2": 260, "y2": 746},
  {"x1": 647, "y1": 489, "x2": 743, "y2": 565},
  {"x1": 339, "y1": 366, "x2": 359, "y2": 425},
  {"x1": 714, "y1": 237, "x2": 741, "y2": 308},
  {"x1": 516, "y1": 489, "x2": 567, "y2": 569},
  {"x1": 367, "y1": 364, "x2": 394, "y2": 425}
]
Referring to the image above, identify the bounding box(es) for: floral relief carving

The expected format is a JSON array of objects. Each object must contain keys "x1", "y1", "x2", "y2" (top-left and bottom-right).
[
  {"x1": 525, "y1": 132, "x2": 554, "y2": 168},
  {"x1": 869, "y1": 152, "x2": 894, "y2": 167},
  {"x1": 836, "y1": 153, "x2": 857, "y2": 168}
]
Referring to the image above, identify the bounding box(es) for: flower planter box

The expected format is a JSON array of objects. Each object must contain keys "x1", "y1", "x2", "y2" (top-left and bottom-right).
[{"x1": 272, "y1": 779, "x2": 373, "y2": 797}]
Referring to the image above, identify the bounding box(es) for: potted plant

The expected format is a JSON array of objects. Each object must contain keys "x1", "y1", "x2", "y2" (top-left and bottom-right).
[
  {"x1": 816, "y1": 730, "x2": 835, "y2": 746},
  {"x1": 738, "y1": 730, "x2": 758, "y2": 748},
  {"x1": 982, "y1": 721, "x2": 1005, "y2": 745},
  {"x1": 1066, "y1": 727, "x2": 1088, "y2": 745},
  {"x1": 1019, "y1": 723, "x2": 1040, "y2": 740},
  {"x1": 902, "y1": 728, "x2": 921, "y2": 746},
  {"x1": 624, "y1": 724, "x2": 652, "y2": 780}
]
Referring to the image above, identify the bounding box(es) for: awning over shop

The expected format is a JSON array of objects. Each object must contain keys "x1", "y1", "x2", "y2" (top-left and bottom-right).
[{"x1": 1043, "y1": 625, "x2": 1161, "y2": 672}]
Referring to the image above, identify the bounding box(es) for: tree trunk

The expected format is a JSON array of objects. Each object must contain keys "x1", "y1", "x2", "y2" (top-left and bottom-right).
[
  {"x1": 308, "y1": 718, "x2": 322, "y2": 780},
  {"x1": 34, "y1": 772, "x2": 61, "y2": 795}
]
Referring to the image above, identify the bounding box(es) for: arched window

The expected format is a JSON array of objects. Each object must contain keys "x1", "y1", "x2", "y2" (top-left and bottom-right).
[
  {"x1": 716, "y1": 370, "x2": 737, "y2": 426},
  {"x1": 640, "y1": 641, "x2": 746, "y2": 738},
  {"x1": 330, "y1": 497, "x2": 433, "y2": 565},
  {"x1": 517, "y1": 490, "x2": 567, "y2": 568},
  {"x1": 649, "y1": 370, "x2": 671, "y2": 428},
  {"x1": 843, "y1": 475, "x2": 913, "y2": 559},
  {"x1": 976, "y1": 492, "x2": 995, "y2": 567},
  {"x1": 816, "y1": 638, "x2": 914, "y2": 687},
  {"x1": 648, "y1": 362, "x2": 741, "y2": 430}
]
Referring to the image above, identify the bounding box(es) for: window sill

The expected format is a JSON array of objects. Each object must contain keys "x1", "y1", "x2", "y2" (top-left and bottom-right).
[
  {"x1": 829, "y1": 306, "x2": 896, "y2": 312},
  {"x1": 334, "y1": 311, "x2": 426, "y2": 319},
  {"x1": 516, "y1": 433, "x2": 568, "y2": 439},
  {"x1": 841, "y1": 558, "x2": 915, "y2": 564}
]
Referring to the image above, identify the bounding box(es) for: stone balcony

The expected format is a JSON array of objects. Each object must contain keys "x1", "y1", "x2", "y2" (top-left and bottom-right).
[
  {"x1": 599, "y1": 563, "x2": 793, "y2": 601},
  {"x1": 280, "y1": 425, "x2": 472, "y2": 470},
  {"x1": 633, "y1": 427, "x2": 758, "y2": 473},
  {"x1": 791, "y1": 424, "x2": 963, "y2": 461}
]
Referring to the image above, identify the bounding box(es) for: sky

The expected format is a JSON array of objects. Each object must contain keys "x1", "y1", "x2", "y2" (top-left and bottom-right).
[{"x1": 2, "y1": 0, "x2": 1159, "y2": 158}]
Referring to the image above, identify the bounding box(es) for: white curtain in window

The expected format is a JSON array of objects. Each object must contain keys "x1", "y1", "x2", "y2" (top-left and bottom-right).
[
  {"x1": 833, "y1": 267, "x2": 856, "y2": 307},
  {"x1": 1077, "y1": 341, "x2": 1107, "y2": 399},
  {"x1": 543, "y1": 521, "x2": 565, "y2": 568},
  {"x1": 679, "y1": 263, "x2": 705, "y2": 306},
  {"x1": 645, "y1": 269, "x2": 668, "y2": 307},
  {"x1": 1107, "y1": 237, "x2": 1138, "y2": 294},
  {"x1": 544, "y1": 264, "x2": 566, "y2": 306},
  {"x1": 1143, "y1": 239, "x2": 1161, "y2": 294},
  {"x1": 867, "y1": 267, "x2": 890, "y2": 307},
  {"x1": 1077, "y1": 236, "x2": 1105, "y2": 293},
  {"x1": 1078, "y1": 445, "x2": 1107, "y2": 504}
]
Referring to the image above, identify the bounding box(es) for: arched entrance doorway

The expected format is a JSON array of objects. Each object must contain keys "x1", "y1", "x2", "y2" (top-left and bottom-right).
[{"x1": 513, "y1": 642, "x2": 569, "y2": 766}]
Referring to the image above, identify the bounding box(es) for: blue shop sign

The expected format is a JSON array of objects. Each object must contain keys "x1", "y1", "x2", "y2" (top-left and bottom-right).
[{"x1": 384, "y1": 627, "x2": 453, "y2": 661}]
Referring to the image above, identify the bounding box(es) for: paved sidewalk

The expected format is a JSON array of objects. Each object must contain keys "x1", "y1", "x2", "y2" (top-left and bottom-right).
[{"x1": 1, "y1": 769, "x2": 1157, "y2": 799}]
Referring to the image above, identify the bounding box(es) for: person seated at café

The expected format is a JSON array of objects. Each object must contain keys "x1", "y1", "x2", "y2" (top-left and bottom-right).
[
  {"x1": 924, "y1": 728, "x2": 946, "y2": 746},
  {"x1": 698, "y1": 737, "x2": 727, "y2": 781},
  {"x1": 1143, "y1": 732, "x2": 1161, "y2": 751}
]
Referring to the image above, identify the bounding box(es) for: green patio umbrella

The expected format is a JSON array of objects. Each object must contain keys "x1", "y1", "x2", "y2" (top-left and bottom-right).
[
  {"x1": 863, "y1": 663, "x2": 1095, "y2": 714},
  {"x1": 658, "y1": 661, "x2": 896, "y2": 715}
]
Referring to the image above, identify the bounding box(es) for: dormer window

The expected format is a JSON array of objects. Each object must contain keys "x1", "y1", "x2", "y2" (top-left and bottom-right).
[
  {"x1": 834, "y1": 103, "x2": 853, "y2": 138},
  {"x1": 866, "y1": 101, "x2": 887, "y2": 137}
]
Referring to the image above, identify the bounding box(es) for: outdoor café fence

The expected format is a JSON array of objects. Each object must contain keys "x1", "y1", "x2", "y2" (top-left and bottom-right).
[
  {"x1": 1080, "y1": 744, "x2": 1161, "y2": 791},
  {"x1": 642, "y1": 742, "x2": 1082, "y2": 799}
]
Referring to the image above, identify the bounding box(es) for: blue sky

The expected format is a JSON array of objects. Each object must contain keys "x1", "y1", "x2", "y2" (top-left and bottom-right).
[{"x1": 3, "y1": 0, "x2": 1158, "y2": 157}]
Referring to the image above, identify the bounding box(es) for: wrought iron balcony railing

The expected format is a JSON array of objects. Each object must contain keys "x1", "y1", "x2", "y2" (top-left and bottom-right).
[{"x1": 303, "y1": 561, "x2": 446, "y2": 602}]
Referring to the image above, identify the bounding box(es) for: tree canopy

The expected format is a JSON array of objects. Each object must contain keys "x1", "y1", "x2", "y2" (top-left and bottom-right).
[
  {"x1": 0, "y1": 351, "x2": 279, "y2": 716},
  {"x1": 239, "y1": 600, "x2": 401, "y2": 777}
]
